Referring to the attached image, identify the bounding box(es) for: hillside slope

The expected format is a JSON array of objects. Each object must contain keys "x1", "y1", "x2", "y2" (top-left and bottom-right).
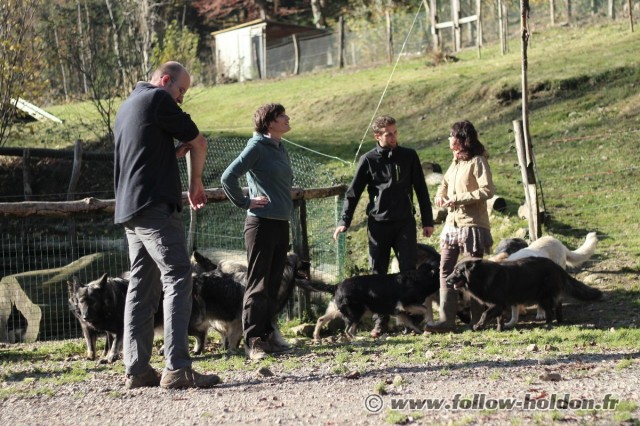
[{"x1": 6, "y1": 22, "x2": 640, "y2": 263}]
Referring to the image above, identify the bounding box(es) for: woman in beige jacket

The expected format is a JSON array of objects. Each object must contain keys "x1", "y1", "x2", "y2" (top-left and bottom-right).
[{"x1": 425, "y1": 120, "x2": 495, "y2": 333}]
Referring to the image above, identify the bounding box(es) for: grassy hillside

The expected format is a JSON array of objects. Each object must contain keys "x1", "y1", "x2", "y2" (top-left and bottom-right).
[{"x1": 8, "y1": 21, "x2": 640, "y2": 268}]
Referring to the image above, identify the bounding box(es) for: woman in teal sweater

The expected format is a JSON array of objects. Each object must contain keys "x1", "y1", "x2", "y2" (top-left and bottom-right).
[{"x1": 221, "y1": 103, "x2": 293, "y2": 360}]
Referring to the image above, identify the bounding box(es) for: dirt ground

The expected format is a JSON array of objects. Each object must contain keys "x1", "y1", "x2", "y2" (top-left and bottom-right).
[{"x1": 1, "y1": 339, "x2": 639, "y2": 425}]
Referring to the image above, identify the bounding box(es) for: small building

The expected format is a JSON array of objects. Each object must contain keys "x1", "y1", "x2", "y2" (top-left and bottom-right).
[{"x1": 212, "y1": 19, "x2": 331, "y2": 82}]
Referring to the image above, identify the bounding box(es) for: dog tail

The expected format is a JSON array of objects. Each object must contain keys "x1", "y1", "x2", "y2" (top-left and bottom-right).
[
  {"x1": 295, "y1": 278, "x2": 336, "y2": 294},
  {"x1": 565, "y1": 232, "x2": 598, "y2": 269},
  {"x1": 561, "y1": 274, "x2": 603, "y2": 301}
]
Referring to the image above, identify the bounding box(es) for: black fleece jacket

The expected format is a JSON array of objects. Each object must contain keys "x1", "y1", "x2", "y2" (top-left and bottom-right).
[{"x1": 338, "y1": 145, "x2": 434, "y2": 228}]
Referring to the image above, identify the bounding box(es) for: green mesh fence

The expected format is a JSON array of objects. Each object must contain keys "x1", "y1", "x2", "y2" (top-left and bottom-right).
[{"x1": 0, "y1": 137, "x2": 345, "y2": 343}]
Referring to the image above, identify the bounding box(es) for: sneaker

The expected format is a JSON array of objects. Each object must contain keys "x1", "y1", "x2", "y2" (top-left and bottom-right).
[
  {"x1": 245, "y1": 337, "x2": 269, "y2": 360},
  {"x1": 125, "y1": 367, "x2": 161, "y2": 389},
  {"x1": 160, "y1": 366, "x2": 221, "y2": 389}
]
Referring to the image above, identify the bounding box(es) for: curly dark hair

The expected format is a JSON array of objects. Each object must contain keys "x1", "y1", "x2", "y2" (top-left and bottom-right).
[
  {"x1": 254, "y1": 103, "x2": 286, "y2": 134},
  {"x1": 450, "y1": 120, "x2": 486, "y2": 161},
  {"x1": 372, "y1": 115, "x2": 396, "y2": 134}
]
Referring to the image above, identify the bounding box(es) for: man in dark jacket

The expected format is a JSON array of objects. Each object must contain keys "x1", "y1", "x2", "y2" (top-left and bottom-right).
[
  {"x1": 114, "y1": 61, "x2": 219, "y2": 389},
  {"x1": 333, "y1": 115, "x2": 435, "y2": 337}
]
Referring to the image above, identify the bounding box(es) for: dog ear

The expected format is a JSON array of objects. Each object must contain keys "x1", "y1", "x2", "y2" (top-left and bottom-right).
[
  {"x1": 96, "y1": 273, "x2": 108, "y2": 289},
  {"x1": 467, "y1": 259, "x2": 482, "y2": 270},
  {"x1": 192, "y1": 250, "x2": 217, "y2": 272}
]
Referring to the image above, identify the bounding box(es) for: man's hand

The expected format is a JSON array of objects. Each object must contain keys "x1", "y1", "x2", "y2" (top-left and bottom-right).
[
  {"x1": 333, "y1": 225, "x2": 347, "y2": 241},
  {"x1": 188, "y1": 180, "x2": 207, "y2": 211},
  {"x1": 422, "y1": 226, "x2": 435, "y2": 238}
]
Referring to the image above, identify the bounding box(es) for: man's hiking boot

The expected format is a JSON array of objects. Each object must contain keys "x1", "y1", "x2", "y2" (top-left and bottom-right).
[
  {"x1": 125, "y1": 367, "x2": 161, "y2": 389},
  {"x1": 160, "y1": 366, "x2": 221, "y2": 389}
]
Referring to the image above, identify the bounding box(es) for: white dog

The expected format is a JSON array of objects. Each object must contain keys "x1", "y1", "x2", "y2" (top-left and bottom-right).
[{"x1": 504, "y1": 232, "x2": 598, "y2": 327}]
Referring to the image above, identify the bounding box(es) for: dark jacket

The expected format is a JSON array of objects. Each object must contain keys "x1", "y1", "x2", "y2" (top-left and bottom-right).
[
  {"x1": 113, "y1": 82, "x2": 199, "y2": 224},
  {"x1": 339, "y1": 145, "x2": 434, "y2": 228}
]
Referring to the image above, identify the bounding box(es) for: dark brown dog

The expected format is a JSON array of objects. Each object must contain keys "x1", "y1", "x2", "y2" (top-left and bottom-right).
[{"x1": 446, "y1": 257, "x2": 602, "y2": 331}]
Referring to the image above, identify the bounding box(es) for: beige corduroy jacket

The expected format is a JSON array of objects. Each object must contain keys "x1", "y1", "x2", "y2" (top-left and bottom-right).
[{"x1": 436, "y1": 154, "x2": 495, "y2": 230}]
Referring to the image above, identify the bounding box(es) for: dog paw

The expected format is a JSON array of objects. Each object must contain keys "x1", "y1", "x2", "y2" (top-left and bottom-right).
[{"x1": 101, "y1": 354, "x2": 119, "y2": 364}]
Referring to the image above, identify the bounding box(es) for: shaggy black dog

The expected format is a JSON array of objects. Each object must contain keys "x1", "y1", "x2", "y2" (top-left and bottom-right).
[
  {"x1": 311, "y1": 262, "x2": 440, "y2": 339},
  {"x1": 190, "y1": 251, "x2": 311, "y2": 350},
  {"x1": 446, "y1": 257, "x2": 603, "y2": 331}
]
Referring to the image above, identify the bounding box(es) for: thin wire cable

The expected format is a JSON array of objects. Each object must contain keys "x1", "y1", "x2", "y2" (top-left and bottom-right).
[
  {"x1": 282, "y1": 137, "x2": 351, "y2": 164},
  {"x1": 352, "y1": 2, "x2": 424, "y2": 165}
]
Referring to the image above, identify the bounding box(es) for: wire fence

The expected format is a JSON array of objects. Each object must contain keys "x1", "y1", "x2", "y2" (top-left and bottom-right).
[
  {"x1": 0, "y1": 137, "x2": 343, "y2": 343},
  {"x1": 1, "y1": 131, "x2": 638, "y2": 343},
  {"x1": 257, "y1": 0, "x2": 637, "y2": 79}
]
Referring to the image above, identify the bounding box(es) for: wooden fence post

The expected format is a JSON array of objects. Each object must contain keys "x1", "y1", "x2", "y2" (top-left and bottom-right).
[
  {"x1": 386, "y1": 10, "x2": 393, "y2": 63},
  {"x1": 291, "y1": 199, "x2": 311, "y2": 320},
  {"x1": 66, "y1": 140, "x2": 83, "y2": 253},
  {"x1": 629, "y1": 0, "x2": 635, "y2": 32},
  {"x1": 513, "y1": 120, "x2": 540, "y2": 240},
  {"x1": 335, "y1": 193, "x2": 346, "y2": 281},
  {"x1": 476, "y1": 0, "x2": 483, "y2": 58},
  {"x1": 186, "y1": 155, "x2": 196, "y2": 254},
  {"x1": 550, "y1": 0, "x2": 555, "y2": 25},
  {"x1": 451, "y1": 0, "x2": 461, "y2": 52},
  {"x1": 498, "y1": 0, "x2": 507, "y2": 54},
  {"x1": 22, "y1": 149, "x2": 33, "y2": 201},
  {"x1": 66, "y1": 140, "x2": 83, "y2": 201},
  {"x1": 518, "y1": 0, "x2": 541, "y2": 240},
  {"x1": 292, "y1": 34, "x2": 300, "y2": 75},
  {"x1": 430, "y1": 0, "x2": 441, "y2": 51},
  {"x1": 338, "y1": 16, "x2": 345, "y2": 68}
]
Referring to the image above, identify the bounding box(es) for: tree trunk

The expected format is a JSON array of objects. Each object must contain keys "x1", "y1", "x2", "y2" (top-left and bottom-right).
[
  {"x1": 137, "y1": 0, "x2": 157, "y2": 78},
  {"x1": 76, "y1": 0, "x2": 88, "y2": 94},
  {"x1": 608, "y1": 0, "x2": 615, "y2": 19},
  {"x1": 310, "y1": 0, "x2": 327, "y2": 28},
  {"x1": 53, "y1": 28, "x2": 69, "y2": 102},
  {"x1": 105, "y1": 0, "x2": 128, "y2": 94}
]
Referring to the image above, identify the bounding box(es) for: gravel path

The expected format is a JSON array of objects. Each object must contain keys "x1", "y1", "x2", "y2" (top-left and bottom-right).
[{"x1": 2, "y1": 347, "x2": 639, "y2": 425}]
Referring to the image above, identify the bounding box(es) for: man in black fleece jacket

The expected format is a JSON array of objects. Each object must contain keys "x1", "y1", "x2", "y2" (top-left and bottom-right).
[{"x1": 333, "y1": 115, "x2": 435, "y2": 337}]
